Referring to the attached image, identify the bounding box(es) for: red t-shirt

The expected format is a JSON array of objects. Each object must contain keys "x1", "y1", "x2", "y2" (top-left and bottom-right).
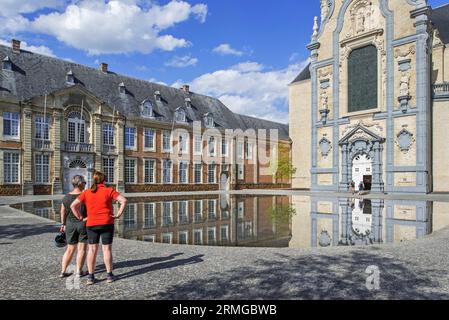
[{"x1": 78, "y1": 184, "x2": 120, "y2": 227}]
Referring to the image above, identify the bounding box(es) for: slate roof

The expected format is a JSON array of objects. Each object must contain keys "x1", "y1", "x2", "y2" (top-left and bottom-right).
[
  {"x1": 290, "y1": 63, "x2": 311, "y2": 84},
  {"x1": 432, "y1": 3, "x2": 449, "y2": 44},
  {"x1": 0, "y1": 44, "x2": 289, "y2": 139}
]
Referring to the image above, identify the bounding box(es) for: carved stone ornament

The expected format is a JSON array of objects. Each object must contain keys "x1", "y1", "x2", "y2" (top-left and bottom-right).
[
  {"x1": 319, "y1": 230, "x2": 332, "y2": 247},
  {"x1": 319, "y1": 137, "x2": 332, "y2": 157},
  {"x1": 396, "y1": 128, "x2": 415, "y2": 153}
]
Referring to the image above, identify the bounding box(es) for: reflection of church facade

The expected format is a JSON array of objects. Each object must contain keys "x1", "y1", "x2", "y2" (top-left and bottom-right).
[{"x1": 290, "y1": 0, "x2": 449, "y2": 193}]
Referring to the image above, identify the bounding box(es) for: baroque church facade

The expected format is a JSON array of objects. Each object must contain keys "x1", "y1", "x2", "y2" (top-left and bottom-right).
[
  {"x1": 290, "y1": 0, "x2": 449, "y2": 194},
  {"x1": 0, "y1": 40, "x2": 290, "y2": 196}
]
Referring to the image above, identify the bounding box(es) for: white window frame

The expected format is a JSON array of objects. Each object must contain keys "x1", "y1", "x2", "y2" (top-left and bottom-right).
[
  {"x1": 175, "y1": 109, "x2": 186, "y2": 123},
  {"x1": 208, "y1": 136, "x2": 216, "y2": 157},
  {"x1": 144, "y1": 128, "x2": 156, "y2": 151},
  {"x1": 238, "y1": 163, "x2": 245, "y2": 180},
  {"x1": 125, "y1": 127, "x2": 136, "y2": 150},
  {"x1": 67, "y1": 112, "x2": 86, "y2": 143},
  {"x1": 193, "y1": 229, "x2": 203, "y2": 245},
  {"x1": 123, "y1": 203, "x2": 137, "y2": 230},
  {"x1": 162, "y1": 130, "x2": 172, "y2": 153},
  {"x1": 162, "y1": 159, "x2": 173, "y2": 184},
  {"x1": 103, "y1": 123, "x2": 114, "y2": 146},
  {"x1": 194, "y1": 200, "x2": 203, "y2": 223},
  {"x1": 125, "y1": 158, "x2": 137, "y2": 184},
  {"x1": 35, "y1": 115, "x2": 50, "y2": 141},
  {"x1": 178, "y1": 133, "x2": 189, "y2": 155},
  {"x1": 207, "y1": 227, "x2": 216, "y2": 244},
  {"x1": 3, "y1": 112, "x2": 20, "y2": 139},
  {"x1": 194, "y1": 135, "x2": 202, "y2": 155},
  {"x1": 162, "y1": 233, "x2": 173, "y2": 244},
  {"x1": 208, "y1": 199, "x2": 217, "y2": 220},
  {"x1": 194, "y1": 162, "x2": 203, "y2": 184},
  {"x1": 144, "y1": 159, "x2": 156, "y2": 184},
  {"x1": 144, "y1": 235, "x2": 156, "y2": 243},
  {"x1": 220, "y1": 225, "x2": 229, "y2": 242},
  {"x1": 103, "y1": 157, "x2": 115, "y2": 184},
  {"x1": 178, "y1": 201, "x2": 189, "y2": 224},
  {"x1": 237, "y1": 141, "x2": 244, "y2": 160},
  {"x1": 179, "y1": 161, "x2": 189, "y2": 184},
  {"x1": 144, "y1": 203, "x2": 156, "y2": 229},
  {"x1": 246, "y1": 142, "x2": 254, "y2": 160},
  {"x1": 162, "y1": 202, "x2": 173, "y2": 226},
  {"x1": 3, "y1": 151, "x2": 20, "y2": 184},
  {"x1": 208, "y1": 164, "x2": 216, "y2": 184},
  {"x1": 35, "y1": 153, "x2": 50, "y2": 184},
  {"x1": 221, "y1": 138, "x2": 229, "y2": 157},
  {"x1": 178, "y1": 231, "x2": 189, "y2": 245},
  {"x1": 142, "y1": 101, "x2": 153, "y2": 118}
]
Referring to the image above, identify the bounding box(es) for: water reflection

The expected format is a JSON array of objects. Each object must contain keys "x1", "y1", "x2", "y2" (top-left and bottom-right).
[{"x1": 12, "y1": 195, "x2": 449, "y2": 249}]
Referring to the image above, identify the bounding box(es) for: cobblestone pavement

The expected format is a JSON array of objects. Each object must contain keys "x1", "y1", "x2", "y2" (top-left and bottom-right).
[{"x1": 1, "y1": 196, "x2": 449, "y2": 300}]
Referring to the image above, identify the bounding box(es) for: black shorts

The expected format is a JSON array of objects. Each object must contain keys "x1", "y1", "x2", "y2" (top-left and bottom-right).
[
  {"x1": 87, "y1": 225, "x2": 115, "y2": 245},
  {"x1": 66, "y1": 221, "x2": 88, "y2": 245}
]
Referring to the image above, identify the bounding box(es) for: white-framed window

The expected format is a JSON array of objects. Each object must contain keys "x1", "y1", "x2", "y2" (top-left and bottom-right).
[
  {"x1": 35, "y1": 116, "x2": 49, "y2": 140},
  {"x1": 3, "y1": 151, "x2": 20, "y2": 184},
  {"x1": 162, "y1": 159, "x2": 173, "y2": 184},
  {"x1": 3, "y1": 112, "x2": 20, "y2": 138},
  {"x1": 178, "y1": 201, "x2": 189, "y2": 224},
  {"x1": 207, "y1": 227, "x2": 216, "y2": 244},
  {"x1": 123, "y1": 204, "x2": 137, "y2": 230},
  {"x1": 194, "y1": 229, "x2": 203, "y2": 245},
  {"x1": 178, "y1": 133, "x2": 189, "y2": 154},
  {"x1": 144, "y1": 159, "x2": 156, "y2": 184},
  {"x1": 208, "y1": 164, "x2": 216, "y2": 184},
  {"x1": 103, "y1": 123, "x2": 114, "y2": 146},
  {"x1": 237, "y1": 141, "x2": 244, "y2": 160},
  {"x1": 179, "y1": 161, "x2": 188, "y2": 184},
  {"x1": 194, "y1": 200, "x2": 203, "y2": 223},
  {"x1": 144, "y1": 203, "x2": 156, "y2": 229},
  {"x1": 162, "y1": 130, "x2": 172, "y2": 153},
  {"x1": 162, "y1": 233, "x2": 173, "y2": 244},
  {"x1": 194, "y1": 135, "x2": 202, "y2": 155},
  {"x1": 238, "y1": 164, "x2": 245, "y2": 180},
  {"x1": 162, "y1": 202, "x2": 173, "y2": 226},
  {"x1": 194, "y1": 163, "x2": 202, "y2": 184},
  {"x1": 67, "y1": 112, "x2": 85, "y2": 143},
  {"x1": 246, "y1": 141, "x2": 254, "y2": 160},
  {"x1": 142, "y1": 101, "x2": 153, "y2": 118},
  {"x1": 221, "y1": 138, "x2": 228, "y2": 157},
  {"x1": 208, "y1": 136, "x2": 216, "y2": 157},
  {"x1": 221, "y1": 225, "x2": 229, "y2": 242},
  {"x1": 221, "y1": 210, "x2": 229, "y2": 220},
  {"x1": 103, "y1": 157, "x2": 115, "y2": 184},
  {"x1": 204, "y1": 114, "x2": 214, "y2": 128},
  {"x1": 208, "y1": 199, "x2": 216, "y2": 220},
  {"x1": 35, "y1": 154, "x2": 50, "y2": 184},
  {"x1": 144, "y1": 128, "x2": 155, "y2": 151},
  {"x1": 178, "y1": 231, "x2": 189, "y2": 245},
  {"x1": 125, "y1": 158, "x2": 136, "y2": 184},
  {"x1": 144, "y1": 235, "x2": 156, "y2": 243},
  {"x1": 238, "y1": 201, "x2": 245, "y2": 219},
  {"x1": 175, "y1": 108, "x2": 186, "y2": 123},
  {"x1": 125, "y1": 127, "x2": 136, "y2": 149}
]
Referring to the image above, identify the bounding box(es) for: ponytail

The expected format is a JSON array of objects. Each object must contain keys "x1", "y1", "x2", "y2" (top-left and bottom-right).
[{"x1": 91, "y1": 171, "x2": 106, "y2": 193}]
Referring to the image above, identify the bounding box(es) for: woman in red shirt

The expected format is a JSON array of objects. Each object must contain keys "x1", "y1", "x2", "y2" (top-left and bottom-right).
[{"x1": 71, "y1": 171, "x2": 127, "y2": 285}]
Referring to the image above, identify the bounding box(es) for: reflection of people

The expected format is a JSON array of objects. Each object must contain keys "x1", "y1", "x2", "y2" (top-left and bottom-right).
[
  {"x1": 71, "y1": 171, "x2": 127, "y2": 285},
  {"x1": 59, "y1": 175, "x2": 88, "y2": 278},
  {"x1": 358, "y1": 181, "x2": 365, "y2": 195},
  {"x1": 350, "y1": 180, "x2": 356, "y2": 194}
]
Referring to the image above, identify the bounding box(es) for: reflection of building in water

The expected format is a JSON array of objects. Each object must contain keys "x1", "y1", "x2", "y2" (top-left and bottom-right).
[{"x1": 290, "y1": 196, "x2": 436, "y2": 248}]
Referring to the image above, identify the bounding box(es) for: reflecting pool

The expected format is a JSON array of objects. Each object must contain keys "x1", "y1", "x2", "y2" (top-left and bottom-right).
[{"x1": 12, "y1": 194, "x2": 449, "y2": 248}]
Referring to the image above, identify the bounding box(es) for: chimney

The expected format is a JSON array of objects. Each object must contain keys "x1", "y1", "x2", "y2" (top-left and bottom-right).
[
  {"x1": 12, "y1": 39, "x2": 21, "y2": 54},
  {"x1": 182, "y1": 84, "x2": 190, "y2": 94},
  {"x1": 100, "y1": 62, "x2": 108, "y2": 73}
]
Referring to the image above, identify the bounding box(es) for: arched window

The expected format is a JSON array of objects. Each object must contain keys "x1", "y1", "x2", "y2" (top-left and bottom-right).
[
  {"x1": 348, "y1": 45, "x2": 377, "y2": 113},
  {"x1": 142, "y1": 100, "x2": 153, "y2": 118},
  {"x1": 175, "y1": 107, "x2": 186, "y2": 123},
  {"x1": 204, "y1": 113, "x2": 214, "y2": 128},
  {"x1": 67, "y1": 111, "x2": 86, "y2": 143}
]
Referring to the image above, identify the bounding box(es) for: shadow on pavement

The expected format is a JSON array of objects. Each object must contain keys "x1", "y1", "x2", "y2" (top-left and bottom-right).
[
  {"x1": 0, "y1": 223, "x2": 55, "y2": 240},
  {"x1": 96, "y1": 253, "x2": 185, "y2": 273},
  {"x1": 155, "y1": 250, "x2": 448, "y2": 300}
]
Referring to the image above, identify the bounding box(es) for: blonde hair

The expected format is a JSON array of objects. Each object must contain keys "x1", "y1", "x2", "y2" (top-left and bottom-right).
[{"x1": 91, "y1": 171, "x2": 106, "y2": 193}]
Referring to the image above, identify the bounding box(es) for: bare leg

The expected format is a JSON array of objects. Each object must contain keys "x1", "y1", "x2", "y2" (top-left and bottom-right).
[
  {"x1": 87, "y1": 244, "x2": 99, "y2": 275},
  {"x1": 61, "y1": 245, "x2": 77, "y2": 274},
  {"x1": 102, "y1": 245, "x2": 113, "y2": 274},
  {"x1": 76, "y1": 243, "x2": 88, "y2": 274}
]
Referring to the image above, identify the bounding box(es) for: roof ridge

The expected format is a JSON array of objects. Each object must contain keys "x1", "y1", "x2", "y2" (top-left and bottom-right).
[
  {"x1": 237, "y1": 113, "x2": 288, "y2": 127},
  {"x1": 432, "y1": 3, "x2": 449, "y2": 10}
]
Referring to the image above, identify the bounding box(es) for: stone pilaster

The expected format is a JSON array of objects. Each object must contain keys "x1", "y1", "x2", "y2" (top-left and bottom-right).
[
  {"x1": 94, "y1": 114, "x2": 102, "y2": 171},
  {"x1": 339, "y1": 143, "x2": 349, "y2": 191},
  {"x1": 52, "y1": 110, "x2": 63, "y2": 194},
  {"x1": 22, "y1": 108, "x2": 33, "y2": 195},
  {"x1": 116, "y1": 118, "x2": 125, "y2": 193}
]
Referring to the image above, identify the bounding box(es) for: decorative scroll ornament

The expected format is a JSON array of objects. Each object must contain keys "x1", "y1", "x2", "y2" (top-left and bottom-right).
[
  {"x1": 396, "y1": 128, "x2": 415, "y2": 153},
  {"x1": 319, "y1": 137, "x2": 332, "y2": 157}
]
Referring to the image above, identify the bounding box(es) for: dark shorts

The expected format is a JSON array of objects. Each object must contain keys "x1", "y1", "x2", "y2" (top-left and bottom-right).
[
  {"x1": 87, "y1": 225, "x2": 115, "y2": 245},
  {"x1": 66, "y1": 221, "x2": 88, "y2": 245}
]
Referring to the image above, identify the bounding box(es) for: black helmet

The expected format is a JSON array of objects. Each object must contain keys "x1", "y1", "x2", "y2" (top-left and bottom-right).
[{"x1": 55, "y1": 232, "x2": 67, "y2": 248}]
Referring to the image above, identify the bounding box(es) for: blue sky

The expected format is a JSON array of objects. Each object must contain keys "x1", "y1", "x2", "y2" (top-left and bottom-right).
[{"x1": 0, "y1": 0, "x2": 447, "y2": 123}]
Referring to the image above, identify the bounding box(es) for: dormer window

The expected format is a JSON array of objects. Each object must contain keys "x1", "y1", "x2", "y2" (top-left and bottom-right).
[
  {"x1": 141, "y1": 100, "x2": 153, "y2": 118},
  {"x1": 119, "y1": 82, "x2": 126, "y2": 95},
  {"x1": 185, "y1": 98, "x2": 191, "y2": 108},
  {"x1": 154, "y1": 91, "x2": 161, "y2": 102},
  {"x1": 175, "y1": 107, "x2": 186, "y2": 123},
  {"x1": 66, "y1": 70, "x2": 75, "y2": 85},
  {"x1": 204, "y1": 113, "x2": 214, "y2": 128},
  {"x1": 2, "y1": 56, "x2": 12, "y2": 71}
]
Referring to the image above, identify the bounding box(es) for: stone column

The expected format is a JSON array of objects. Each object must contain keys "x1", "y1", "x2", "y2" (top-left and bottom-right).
[
  {"x1": 339, "y1": 143, "x2": 349, "y2": 191},
  {"x1": 22, "y1": 108, "x2": 34, "y2": 195},
  {"x1": 370, "y1": 199, "x2": 384, "y2": 244},
  {"x1": 94, "y1": 114, "x2": 102, "y2": 172},
  {"x1": 52, "y1": 110, "x2": 63, "y2": 194},
  {"x1": 371, "y1": 141, "x2": 384, "y2": 193},
  {"x1": 339, "y1": 199, "x2": 351, "y2": 246},
  {"x1": 116, "y1": 118, "x2": 125, "y2": 193}
]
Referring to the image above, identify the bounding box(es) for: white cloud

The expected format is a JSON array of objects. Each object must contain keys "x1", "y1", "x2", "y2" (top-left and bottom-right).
[
  {"x1": 0, "y1": 0, "x2": 62, "y2": 16},
  {"x1": 165, "y1": 55, "x2": 198, "y2": 68},
  {"x1": 173, "y1": 60, "x2": 309, "y2": 124},
  {"x1": 0, "y1": 38, "x2": 55, "y2": 57},
  {"x1": 213, "y1": 43, "x2": 244, "y2": 56},
  {"x1": 2, "y1": 0, "x2": 207, "y2": 55}
]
